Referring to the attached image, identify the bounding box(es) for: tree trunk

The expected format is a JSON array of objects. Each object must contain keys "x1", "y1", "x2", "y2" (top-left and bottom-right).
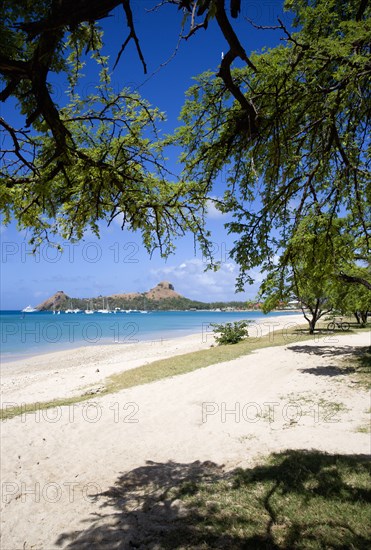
[
  {"x1": 360, "y1": 311, "x2": 368, "y2": 325},
  {"x1": 308, "y1": 317, "x2": 316, "y2": 334},
  {"x1": 354, "y1": 311, "x2": 361, "y2": 324}
]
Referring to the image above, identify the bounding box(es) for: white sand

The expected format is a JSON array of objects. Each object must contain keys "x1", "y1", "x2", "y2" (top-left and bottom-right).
[
  {"x1": 0, "y1": 316, "x2": 370, "y2": 549},
  {"x1": 0, "y1": 314, "x2": 304, "y2": 405}
]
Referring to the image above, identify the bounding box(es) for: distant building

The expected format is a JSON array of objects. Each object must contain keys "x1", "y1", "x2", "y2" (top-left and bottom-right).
[
  {"x1": 253, "y1": 302, "x2": 263, "y2": 310},
  {"x1": 287, "y1": 300, "x2": 300, "y2": 309}
]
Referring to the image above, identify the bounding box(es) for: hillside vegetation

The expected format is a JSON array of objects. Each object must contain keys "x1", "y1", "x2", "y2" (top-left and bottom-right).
[{"x1": 35, "y1": 282, "x2": 252, "y2": 312}]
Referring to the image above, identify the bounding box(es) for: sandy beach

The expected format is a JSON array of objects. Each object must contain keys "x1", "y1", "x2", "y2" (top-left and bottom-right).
[
  {"x1": 0, "y1": 314, "x2": 304, "y2": 405},
  {"x1": 1, "y1": 315, "x2": 370, "y2": 549}
]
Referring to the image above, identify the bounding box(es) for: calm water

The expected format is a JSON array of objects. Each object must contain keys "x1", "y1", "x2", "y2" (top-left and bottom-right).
[{"x1": 0, "y1": 310, "x2": 300, "y2": 362}]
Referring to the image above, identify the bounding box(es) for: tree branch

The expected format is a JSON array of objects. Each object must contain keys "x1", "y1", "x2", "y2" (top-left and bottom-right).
[
  {"x1": 214, "y1": 0, "x2": 258, "y2": 137},
  {"x1": 115, "y1": 0, "x2": 147, "y2": 73},
  {"x1": 356, "y1": 0, "x2": 368, "y2": 21},
  {"x1": 0, "y1": 118, "x2": 37, "y2": 174},
  {"x1": 17, "y1": 0, "x2": 122, "y2": 37},
  {"x1": 338, "y1": 272, "x2": 371, "y2": 291},
  {"x1": 0, "y1": 0, "x2": 148, "y2": 162}
]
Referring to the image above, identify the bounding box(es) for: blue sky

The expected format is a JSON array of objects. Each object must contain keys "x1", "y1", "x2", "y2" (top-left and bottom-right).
[{"x1": 0, "y1": 1, "x2": 291, "y2": 309}]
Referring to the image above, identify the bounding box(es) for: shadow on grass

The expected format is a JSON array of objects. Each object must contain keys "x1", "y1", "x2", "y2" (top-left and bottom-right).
[
  {"x1": 56, "y1": 451, "x2": 371, "y2": 549},
  {"x1": 290, "y1": 344, "x2": 366, "y2": 358},
  {"x1": 290, "y1": 345, "x2": 371, "y2": 381}
]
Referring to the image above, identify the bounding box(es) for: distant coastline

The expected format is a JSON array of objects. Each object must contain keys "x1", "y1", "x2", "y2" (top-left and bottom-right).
[{"x1": 27, "y1": 281, "x2": 301, "y2": 314}]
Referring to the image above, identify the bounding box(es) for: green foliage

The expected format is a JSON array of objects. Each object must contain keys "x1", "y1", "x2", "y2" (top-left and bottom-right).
[
  {"x1": 211, "y1": 320, "x2": 249, "y2": 345},
  {"x1": 1, "y1": 0, "x2": 370, "y2": 286},
  {"x1": 1, "y1": 73, "x2": 210, "y2": 255},
  {"x1": 259, "y1": 214, "x2": 363, "y2": 333},
  {"x1": 331, "y1": 266, "x2": 371, "y2": 321},
  {"x1": 174, "y1": 0, "x2": 370, "y2": 287},
  {"x1": 0, "y1": 1, "x2": 211, "y2": 258}
]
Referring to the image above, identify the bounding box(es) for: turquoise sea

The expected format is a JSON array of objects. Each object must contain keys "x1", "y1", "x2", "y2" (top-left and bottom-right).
[{"x1": 0, "y1": 310, "x2": 301, "y2": 362}]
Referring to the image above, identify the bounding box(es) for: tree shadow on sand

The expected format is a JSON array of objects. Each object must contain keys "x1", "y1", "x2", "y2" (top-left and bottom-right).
[
  {"x1": 299, "y1": 365, "x2": 356, "y2": 377},
  {"x1": 56, "y1": 451, "x2": 371, "y2": 549},
  {"x1": 290, "y1": 345, "x2": 371, "y2": 379},
  {"x1": 289, "y1": 344, "x2": 366, "y2": 358}
]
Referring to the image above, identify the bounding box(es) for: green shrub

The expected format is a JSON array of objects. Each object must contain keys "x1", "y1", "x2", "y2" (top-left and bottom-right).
[{"x1": 211, "y1": 320, "x2": 249, "y2": 345}]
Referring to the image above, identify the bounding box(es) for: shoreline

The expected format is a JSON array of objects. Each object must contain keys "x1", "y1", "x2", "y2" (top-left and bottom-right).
[
  {"x1": 0, "y1": 328, "x2": 200, "y2": 365},
  {"x1": 0, "y1": 309, "x2": 304, "y2": 363},
  {"x1": 1, "y1": 314, "x2": 305, "y2": 406}
]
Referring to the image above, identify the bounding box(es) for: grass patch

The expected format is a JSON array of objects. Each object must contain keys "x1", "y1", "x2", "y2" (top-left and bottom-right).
[
  {"x1": 65, "y1": 451, "x2": 371, "y2": 548},
  {"x1": 356, "y1": 424, "x2": 370, "y2": 434},
  {"x1": 168, "y1": 451, "x2": 371, "y2": 549},
  {"x1": 340, "y1": 345, "x2": 371, "y2": 390},
  {"x1": 0, "y1": 393, "x2": 101, "y2": 422},
  {"x1": 1, "y1": 324, "x2": 366, "y2": 421},
  {"x1": 267, "y1": 391, "x2": 350, "y2": 426}
]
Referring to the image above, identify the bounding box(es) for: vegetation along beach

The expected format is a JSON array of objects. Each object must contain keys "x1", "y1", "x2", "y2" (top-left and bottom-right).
[{"x1": 1, "y1": 0, "x2": 370, "y2": 548}]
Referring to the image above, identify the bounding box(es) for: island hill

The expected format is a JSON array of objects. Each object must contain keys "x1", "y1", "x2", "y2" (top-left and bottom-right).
[{"x1": 36, "y1": 281, "x2": 252, "y2": 312}]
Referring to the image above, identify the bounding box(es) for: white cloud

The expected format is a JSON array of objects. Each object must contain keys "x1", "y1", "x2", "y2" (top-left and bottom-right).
[
  {"x1": 112, "y1": 211, "x2": 125, "y2": 228},
  {"x1": 206, "y1": 198, "x2": 230, "y2": 220},
  {"x1": 150, "y1": 258, "x2": 260, "y2": 302}
]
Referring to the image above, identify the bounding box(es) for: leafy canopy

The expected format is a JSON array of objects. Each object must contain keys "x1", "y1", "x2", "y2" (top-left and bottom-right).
[
  {"x1": 0, "y1": 0, "x2": 369, "y2": 287},
  {"x1": 174, "y1": 0, "x2": 370, "y2": 287},
  {"x1": 259, "y1": 214, "x2": 362, "y2": 332},
  {"x1": 0, "y1": 0, "x2": 212, "y2": 255}
]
